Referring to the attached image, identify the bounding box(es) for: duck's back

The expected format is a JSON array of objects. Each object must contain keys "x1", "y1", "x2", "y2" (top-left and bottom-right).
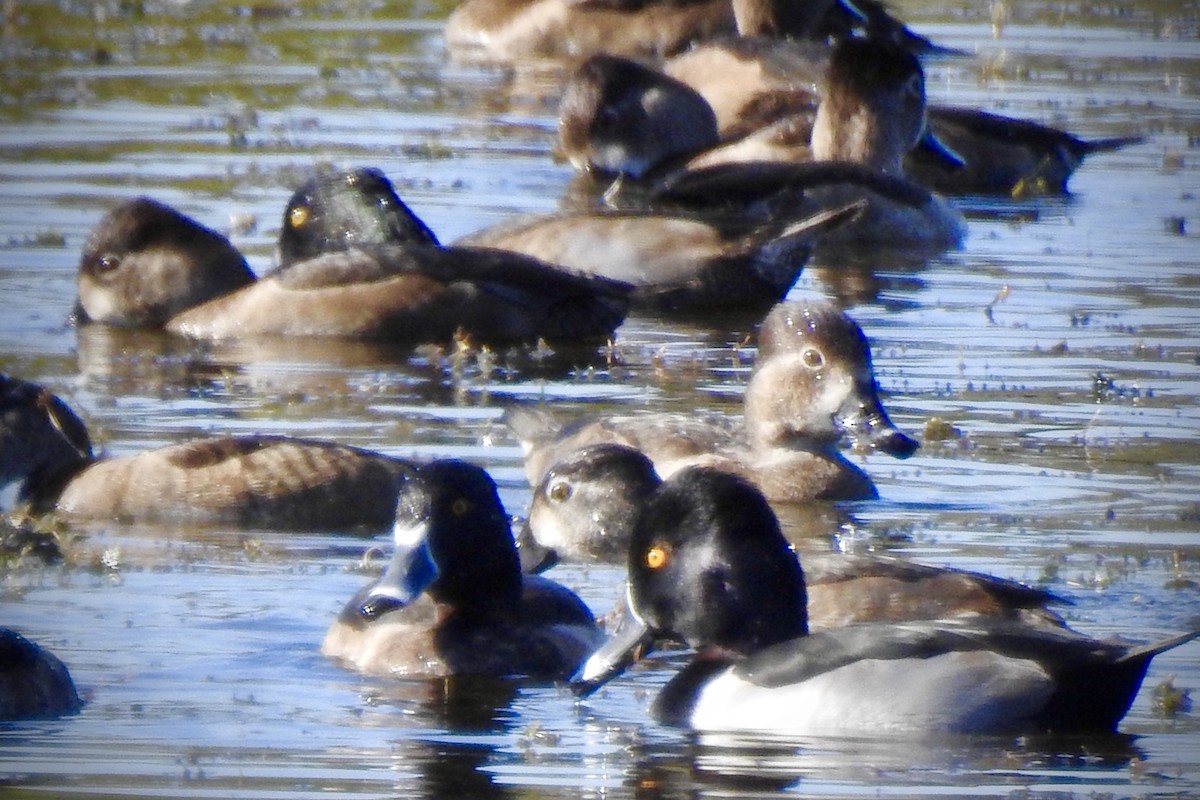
[
  {"x1": 445, "y1": 0, "x2": 734, "y2": 61},
  {"x1": 322, "y1": 576, "x2": 601, "y2": 679},
  {"x1": 56, "y1": 436, "x2": 412, "y2": 530}
]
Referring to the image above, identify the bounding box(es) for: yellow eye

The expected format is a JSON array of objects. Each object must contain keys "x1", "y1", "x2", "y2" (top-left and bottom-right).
[
  {"x1": 645, "y1": 543, "x2": 671, "y2": 570},
  {"x1": 802, "y1": 348, "x2": 824, "y2": 368},
  {"x1": 288, "y1": 205, "x2": 310, "y2": 229},
  {"x1": 450, "y1": 498, "x2": 471, "y2": 517},
  {"x1": 548, "y1": 480, "x2": 572, "y2": 503}
]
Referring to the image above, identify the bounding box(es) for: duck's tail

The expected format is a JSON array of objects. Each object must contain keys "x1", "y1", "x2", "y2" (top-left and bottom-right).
[
  {"x1": 1076, "y1": 135, "x2": 1144, "y2": 157},
  {"x1": 753, "y1": 200, "x2": 865, "y2": 255},
  {"x1": 1118, "y1": 627, "x2": 1200, "y2": 665}
]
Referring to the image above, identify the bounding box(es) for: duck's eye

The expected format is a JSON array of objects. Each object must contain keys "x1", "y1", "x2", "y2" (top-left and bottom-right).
[
  {"x1": 450, "y1": 498, "x2": 471, "y2": 517},
  {"x1": 645, "y1": 543, "x2": 671, "y2": 570},
  {"x1": 547, "y1": 480, "x2": 572, "y2": 503},
  {"x1": 95, "y1": 254, "x2": 121, "y2": 273},
  {"x1": 802, "y1": 347, "x2": 824, "y2": 368},
  {"x1": 288, "y1": 205, "x2": 310, "y2": 229}
]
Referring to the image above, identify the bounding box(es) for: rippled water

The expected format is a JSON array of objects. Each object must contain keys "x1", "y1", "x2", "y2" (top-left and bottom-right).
[{"x1": 2, "y1": 1, "x2": 1199, "y2": 797}]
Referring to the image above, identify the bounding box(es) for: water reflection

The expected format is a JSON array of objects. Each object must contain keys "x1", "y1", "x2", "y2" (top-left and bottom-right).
[
  {"x1": 639, "y1": 730, "x2": 1150, "y2": 796},
  {"x1": 358, "y1": 677, "x2": 520, "y2": 800}
]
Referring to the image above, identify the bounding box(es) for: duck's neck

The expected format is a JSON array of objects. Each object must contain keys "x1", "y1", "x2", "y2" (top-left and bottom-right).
[
  {"x1": 743, "y1": 367, "x2": 842, "y2": 456},
  {"x1": 19, "y1": 455, "x2": 92, "y2": 513},
  {"x1": 811, "y1": 101, "x2": 907, "y2": 178}
]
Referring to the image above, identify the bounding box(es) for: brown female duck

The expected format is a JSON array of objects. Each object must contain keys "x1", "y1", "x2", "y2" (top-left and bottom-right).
[
  {"x1": 504, "y1": 301, "x2": 919, "y2": 503},
  {"x1": 523, "y1": 442, "x2": 1065, "y2": 628},
  {"x1": 0, "y1": 374, "x2": 414, "y2": 530},
  {"x1": 561, "y1": 41, "x2": 1139, "y2": 197},
  {"x1": 74, "y1": 169, "x2": 631, "y2": 345}
]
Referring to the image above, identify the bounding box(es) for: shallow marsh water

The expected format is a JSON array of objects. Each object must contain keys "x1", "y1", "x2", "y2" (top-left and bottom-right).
[{"x1": 1, "y1": 0, "x2": 1199, "y2": 797}]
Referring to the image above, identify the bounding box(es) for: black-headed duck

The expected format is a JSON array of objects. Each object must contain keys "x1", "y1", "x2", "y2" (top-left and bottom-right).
[
  {"x1": 524, "y1": 442, "x2": 1066, "y2": 629},
  {"x1": 572, "y1": 467, "x2": 1200, "y2": 735},
  {"x1": 321, "y1": 459, "x2": 602, "y2": 680},
  {"x1": 75, "y1": 169, "x2": 632, "y2": 345},
  {"x1": 0, "y1": 628, "x2": 83, "y2": 721},
  {"x1": 504, "y1": 301, "x2": 919, "y2": 503},
  {"x1": 0, "y1": 374, "x2": 414, "y2": 530}
]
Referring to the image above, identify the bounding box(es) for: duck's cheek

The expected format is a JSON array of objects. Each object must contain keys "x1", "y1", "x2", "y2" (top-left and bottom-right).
[{"x1": 688, "y1": 652, "x2": 1054, "y2": 735}]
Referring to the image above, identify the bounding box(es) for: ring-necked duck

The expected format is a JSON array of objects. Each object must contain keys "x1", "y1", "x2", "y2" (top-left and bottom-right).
[
  {"x1": 458, "y1": 197, "x2": 859, "y2": 314},
  {"x1": 444, "y1": 0, "x2": 735, "y2": 62},
  {"x1": 572, "y1": 467, "x2": 1200, "y2": 734},
  {"x1": 561, "y1": 44, "x2": 1139, "y2": 197},
  {"x1": 0, "y1": 374, "x2": 415, "y2": 530},
  {"x1": 0, "y1": 628, "x2": 82, "y2": 720},
  {"x1": 442, "y1": 0, "x2": 940, "y2": 63},
  {"x1": 75, "y1": 169, "x2": 631, "y2": 345},
  {"x1": 523, "y1": 442, "x2": 1066, "y2": 628},
  {"x1": 505, "y1": 301, "x2": 918, "y2": 503},
  {"x1": 321, "y1": 459, "x2": 602, "y2": 679},
  {"x1": 649, "y1": 39, "x2": 967, "y2": 253},
  {"x1": 292, "y1": 164, "x2": 857, "y2": 316}
]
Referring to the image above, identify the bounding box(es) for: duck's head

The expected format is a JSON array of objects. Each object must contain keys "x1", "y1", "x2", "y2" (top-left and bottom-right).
[
  {"x1": 744, "y1": 301, "x2": 919, "y2": 458},
  {"x1": 347, "y1": 459, "x2": 523, "y2": 626},
  {"x1": 277, "y1": 166, "x2": 440, "y2": 266},
  {"x1": 574, "y1": 466, "x2": 808, "y2": 693},
  {"x1": 0, "y1": 374, "x2": 93, "y2": 501},
  {"x1": 75, "y1": 197, "x2": 255, "y2": 326}
]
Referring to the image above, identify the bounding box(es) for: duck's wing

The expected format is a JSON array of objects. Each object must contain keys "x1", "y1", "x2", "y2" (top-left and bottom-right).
[
  {"x1": 57, "y1": 436, "x2": 413, "y2": 530},
  {"x1": 803, "y1": 551, "x2": 1069, "y2": 628},
  {"x1": 653, "y1": 160, "x2": 934, "y2": 209},
  {"x1": 174, "y1": 244, "x2": 632, "y2": 343},
  {"x1": 733, "y1": 619, "x2": 1200, "y2": 731}
]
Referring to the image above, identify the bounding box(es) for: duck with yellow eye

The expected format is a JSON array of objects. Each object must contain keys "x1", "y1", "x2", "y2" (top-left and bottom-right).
[
  {"x1": 505, "y1": 300, "x2": 919, "y2": 505},
  {"x1": 322, "y1": 460, "x2": 602, "y2": 680},
  {"x1": 574, "y1": 468, "x2": 1200, "y2": 735},
  {"x1": 75, "y1": 167, "x2": 631, "y2": 346},
  {"x1": 520, "y1": 442, "x2": 1066, "y2": 629}
]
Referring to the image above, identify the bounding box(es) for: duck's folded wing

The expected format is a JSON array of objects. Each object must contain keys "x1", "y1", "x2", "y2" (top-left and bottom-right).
[
  {"x1": 654, "y1": 160, "x2": 934, "y2": 208},
  {"x1": 734, "y1": 619, "x2": 1122, "y2": 689},
  {"x1": 804, "y1": 552, "x2": 1069, "y2": 618},
  {"x1": 279, "y1": 244, "x2": 632, "y2": 299}
]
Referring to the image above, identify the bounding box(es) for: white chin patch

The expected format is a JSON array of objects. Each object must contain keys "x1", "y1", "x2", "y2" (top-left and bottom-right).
[{"x1": 392, "y1": 520, "x2": 427, "y2": 548}]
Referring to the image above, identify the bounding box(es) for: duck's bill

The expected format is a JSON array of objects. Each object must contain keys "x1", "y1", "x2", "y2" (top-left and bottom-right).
[
  {"x1": 514, "y1": 518, "x2": 560, "y2": 575},
  {"x1": 837, "y1": 382, "x2": 920, "y2": 459},
  {"x1": 360, "y1": 521, "x2": 439, "y2": 615},
  {"x1": 571, "y1": 585, "x2": 653, "y2": 697}
]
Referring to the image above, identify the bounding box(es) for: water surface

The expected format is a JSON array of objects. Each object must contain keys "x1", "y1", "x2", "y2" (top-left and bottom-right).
[{"x1": 1, "y1": 1, "x2": 1199, "y2": 797}]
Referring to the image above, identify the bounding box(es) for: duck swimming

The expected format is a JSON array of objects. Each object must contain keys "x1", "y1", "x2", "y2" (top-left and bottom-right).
[
  {"x1": 505, "y1": 301, "x2": 918, "y2": 503},
  {"x1": 560, "y1": 42, "x2": 1139, "y2": 197},
  {"x1": 322, "y1": 459, "x2": 602, "y2": 679},
  {"x1": 523, "y1": 442, "x2": 1065, "y2": 628},
  {"x1": 442, "y1": 0, "x2": 940, "y2": 64},
  {"x1": 0, "y1": 374, "x2": 414, "y2": 530},
  {"x1": 573, "y1": 467, "x2": 1200, "y2": 735},
  {"x1": 648, "y1": 38, "x2": 967, "y2": 253},
  {"x1": 74, "y1": 169, "x2": 631, "y2": 345}
]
